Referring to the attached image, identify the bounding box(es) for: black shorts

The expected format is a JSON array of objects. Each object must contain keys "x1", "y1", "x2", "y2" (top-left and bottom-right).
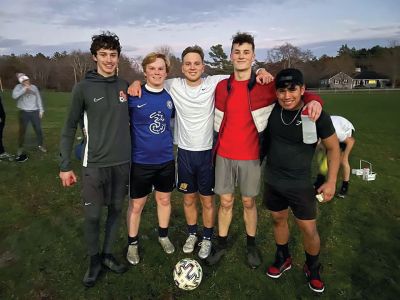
[
  {"x1": 263, "y1": 183, "x2": 317, "y2": 220},
  {"x1": 176, "y1": 148, "x2": 214, "y2": 196},
  {"x1": 129, "y1": 160, "x2": 175, "y2": 199},
  {"x1": 81, "y1": 163, "x2": 130, "y2": 209}
]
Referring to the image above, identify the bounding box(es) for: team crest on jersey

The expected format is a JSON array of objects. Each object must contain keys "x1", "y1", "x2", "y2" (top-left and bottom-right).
[
  {"x1": 119, "y1": 91, "x2": 127, "y2": 103},
  {"x1": 179, "y1": 183, "x2": 188, "y2": 191},
  {"x1": 166, "y1": 100, "x2": 173, "y2": 110}
]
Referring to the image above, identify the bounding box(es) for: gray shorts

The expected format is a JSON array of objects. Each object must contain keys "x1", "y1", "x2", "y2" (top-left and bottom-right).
[{"x1": 214, "y1": 155, "x2": 261, "y2": 197}]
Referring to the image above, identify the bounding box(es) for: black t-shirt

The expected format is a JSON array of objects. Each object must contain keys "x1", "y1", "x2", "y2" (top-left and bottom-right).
[{"x1": 264, "y1": 103, "x2": 335, "y2": 188}]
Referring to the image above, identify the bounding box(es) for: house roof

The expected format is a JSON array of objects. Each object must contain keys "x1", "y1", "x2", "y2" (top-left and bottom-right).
[{"x1": 352, "y1": 70, "x2": 389, "y2": 79}]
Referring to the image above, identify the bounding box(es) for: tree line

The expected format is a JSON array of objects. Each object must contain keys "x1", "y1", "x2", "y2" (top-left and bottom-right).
[{"x1": 0, "y1": 42, "x2": 399, "y2": 91}]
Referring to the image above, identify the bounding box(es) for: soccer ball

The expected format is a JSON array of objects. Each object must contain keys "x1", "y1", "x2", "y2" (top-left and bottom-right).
[{"x1": 173, "y1": 258, "x2": 203, "y2": 290}]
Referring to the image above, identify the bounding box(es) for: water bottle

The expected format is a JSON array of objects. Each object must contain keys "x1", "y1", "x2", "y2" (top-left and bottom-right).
[{"x1": 301, "y1": 108, "x2": 317, "y2": 144}]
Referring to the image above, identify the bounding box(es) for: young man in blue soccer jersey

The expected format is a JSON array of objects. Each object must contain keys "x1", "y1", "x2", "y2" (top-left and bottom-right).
[
  {"x1": 59, "y1": 32, "x2": 130, "y2": 287},
  {"x1": 263, "y1": 68, "x2": 340, "y2": 293},
  {"x1": 126, "y1": 52, "x2": 176, "y2": 265}
]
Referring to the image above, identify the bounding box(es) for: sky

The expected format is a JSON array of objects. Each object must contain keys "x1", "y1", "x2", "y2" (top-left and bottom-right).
[{"x1": 0, "y1": 0, "x2": 399, "y2": 61}]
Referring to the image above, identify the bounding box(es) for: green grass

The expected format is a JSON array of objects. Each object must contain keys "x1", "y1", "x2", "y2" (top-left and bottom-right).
[{"x1": 0, "y1": 90, "x2": 399, "y2": 299}]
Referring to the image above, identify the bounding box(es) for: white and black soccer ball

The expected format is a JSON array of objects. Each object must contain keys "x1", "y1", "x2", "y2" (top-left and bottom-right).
[{"x1": 173, "y1": 258, "x2": 203, "y2": 291}]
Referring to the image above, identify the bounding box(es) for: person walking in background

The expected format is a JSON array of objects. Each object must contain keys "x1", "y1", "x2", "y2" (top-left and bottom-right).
[
  {"x1": 12, "y1": 73, "x2": 47, "y2": 159},
  {"x1": 59, "y1": 31, "x2": 130, "y2": 287},
  {"x1": 0, "y1": 94, "x2": 13, "y2": 160},
  {"x1": 314, "y1": 115, "x2": 355, "y2": 198}
]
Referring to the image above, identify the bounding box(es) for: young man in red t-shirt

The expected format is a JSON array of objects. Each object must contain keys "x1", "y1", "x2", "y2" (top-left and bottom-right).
[{"x1": 207, "y1": 32, "x2": 323, "y2": 268}]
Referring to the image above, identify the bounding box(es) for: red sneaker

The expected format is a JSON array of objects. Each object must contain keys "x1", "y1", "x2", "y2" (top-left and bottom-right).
[
  {"x1": 266, "y1": 256, "x2": 292, "y2": 278},
  {"x1": 303, "y1": 263, "x2": 325, "y2": 293}
]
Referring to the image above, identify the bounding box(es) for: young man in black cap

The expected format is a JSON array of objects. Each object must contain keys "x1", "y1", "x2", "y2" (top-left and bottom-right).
[
  {"x1": 59, "y1": 31, "x2": 130, "y2": 287},
  {"x1": 263, "y1": 68, "x2": 340, "y2": 293}
]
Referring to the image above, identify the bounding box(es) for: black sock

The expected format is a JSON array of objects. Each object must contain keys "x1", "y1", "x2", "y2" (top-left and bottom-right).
[
  {"x1": 246, "y1": 235, "x2": 256, "y2": 247},
  {"x1": 218, "y1": 235, "x2": 228, "y2": 248},
  {"x1": 341, "y1": 181, "x2": 349, "y2": 191},
  {"x1": 276, "y1": 243, "x2": 290, "y2": 259},
  {"x1": 128, "y1": 235, "x2": 138, "y2": 245},
  {"x1": 305, "y1": 251, "x2": 320, "y2": 268},
  {"x1": 203, "y1": 227, "x2": 213, "y2": 240},
  {"x1": 187, "y1": 224, "x2": 197, "y2": 236},
  {"x1": 158, "y1": 226, "x2": 168, "y2": 238}
]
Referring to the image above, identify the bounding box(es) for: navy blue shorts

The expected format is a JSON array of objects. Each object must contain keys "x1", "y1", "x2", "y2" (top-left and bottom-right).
[
  {"x1": 176, "y1": 148, "x2": 214, "y2": 196},
  {"x1": 263, "y1": 183, "x2": 317, "y2": 220}
]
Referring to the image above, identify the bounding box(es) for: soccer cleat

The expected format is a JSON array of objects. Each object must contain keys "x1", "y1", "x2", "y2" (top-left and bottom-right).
[
  {"x1": 337, "y1": 186, "x2": 348, "y2": 198},
  {"x1": 38, "y1": 145, "x2": 47, "y2": 153},
  {"x1": 126, "y1": 244, "x2": 140, "y2": 265},
  {"x1": 158, "y1": 237, "x2": 175, "y2": 254},
  {"x1": 82, "y1": 257, "x2": 102, "y2": 287},
  {"x1": 267, "y1": 256, "x2": 292, "y2": 278},
  {"x1": 101, "y1": 254, "x2": 128, "y2": 274},
  {"x1": 246, "y1": 245, "x2": 262, "y2": 269},
  {"x1": 183, "y1": 234, "x2": 198, "y2": 254},
  {"x1": 205, "y1": 244, "x2": 226, "y2": 265},
  {"x1": 198, "y1": 239, "x2": 212, "y2": 259},
  {"x1": 303, "y1": 263, "x2": 325, "y2": 293}
]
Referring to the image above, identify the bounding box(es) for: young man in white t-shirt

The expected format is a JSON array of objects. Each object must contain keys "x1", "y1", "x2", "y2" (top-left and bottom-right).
[{"x1": 129, "y1": 46, "x2": 272, "y2": 259}]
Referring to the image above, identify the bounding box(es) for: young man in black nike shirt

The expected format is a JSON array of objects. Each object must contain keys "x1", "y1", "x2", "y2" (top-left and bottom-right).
[{"x1": 59, "y1": 31, "x2": 131, "y2": 287}]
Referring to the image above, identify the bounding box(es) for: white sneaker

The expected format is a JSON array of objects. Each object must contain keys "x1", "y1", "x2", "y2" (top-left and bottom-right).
[
  {"x1": 198, "y1": 239, "x2": 212, "y2": 259},
  {"x1": 126, "y1": 244, "x2": 140, "y2": 265},
  {"x1": 0, "y1": 152, "x2": 12, "y2": 159},
  {"x1": 38, "y1": 145, "x2": 47, "y2": 153},
  {"x1": 158, "y1": 237, "x2": 175, "y2": 254},
  {"x1": 183, "y1": 234, "x2": 198, "y2": 254}
]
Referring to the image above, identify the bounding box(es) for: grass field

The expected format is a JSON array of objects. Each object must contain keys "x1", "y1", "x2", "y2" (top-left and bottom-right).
[{"x1": 0, "y1": 90, "x2": 399, "y2": 299}]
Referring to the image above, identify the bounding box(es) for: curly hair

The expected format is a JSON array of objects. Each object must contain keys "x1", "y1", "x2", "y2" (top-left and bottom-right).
[{"x1": 90, "y1": 31, "x2": 121, "y2": 56}]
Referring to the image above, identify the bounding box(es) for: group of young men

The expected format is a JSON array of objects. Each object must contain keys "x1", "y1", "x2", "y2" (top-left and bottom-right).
[{"x1": 59, "y1": 31, "x2": 346, "y2": 293}]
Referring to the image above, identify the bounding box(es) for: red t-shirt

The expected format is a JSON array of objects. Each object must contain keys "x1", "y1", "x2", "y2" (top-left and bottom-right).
[{"x1": 217, "y1": 79, "x2": 259, "y2": 160}]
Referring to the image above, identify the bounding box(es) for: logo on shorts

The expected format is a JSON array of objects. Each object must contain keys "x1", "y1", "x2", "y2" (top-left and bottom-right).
[{"x1": 179, "y1": 183, "x2": 188, "y2": 191}]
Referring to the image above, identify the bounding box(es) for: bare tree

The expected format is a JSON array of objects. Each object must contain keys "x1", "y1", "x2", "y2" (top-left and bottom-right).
[{"x1": 267, "y1": 43, "x2": 315, "y2": 69}]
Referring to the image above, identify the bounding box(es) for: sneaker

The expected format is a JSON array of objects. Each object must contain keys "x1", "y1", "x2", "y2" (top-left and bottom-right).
[
  {"x1": 126, "y1": 244, "x2": 140, "y2": 265},
  {"x1": 158, "y1": 237, "x2": 175, "y2": 254},
  {"x1": 0, "y1": 152, "x2": 13, "y2": 159},
  {"x1": 303, "y1": 263, "x2": 325, "y2": 293},
  {"x1": 246, "y1": 245, "x2": 262, "y2": 269},
  {"x1": 38, "y1": 145, "x2": 47, "y2": 153},
  {"x1": 267, "y1": 256, "x2": 292, "y2": 278},
  {"x1": 183, "y1": 234, "x2": 198, "y2": 254},
  {"x1": 82, "y1": 256, "x2": 102, "y2": 287},
  {"x1": 101, "y1": 254, "x2": 128, "y2": 274},
  {"x1": 15, "y1": 153, "x2": 28, "y2": 163},
  {"x1": 198, "y1": 239, "x2": 212, "y2": 259},
  {"x1": 205, "y1": 244, "x2": 226, "y2": 266}
]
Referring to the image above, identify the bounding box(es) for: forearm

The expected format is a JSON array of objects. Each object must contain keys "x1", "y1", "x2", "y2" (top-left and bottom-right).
[
  {"x1": 12, "y1": 86, "x2": 26, "y2": 99},
  {"x1": 326, "y1": 146, "x2": 340, "y2": 184}
]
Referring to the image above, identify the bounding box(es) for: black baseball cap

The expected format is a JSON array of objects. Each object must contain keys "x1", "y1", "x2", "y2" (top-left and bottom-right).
[{"x1": 275, "y1": 68, "x2": 304, "y2": 88}]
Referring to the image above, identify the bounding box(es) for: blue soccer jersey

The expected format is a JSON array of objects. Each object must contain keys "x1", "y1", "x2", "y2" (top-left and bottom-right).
[{"x1": 128, "y1": 86, "x2": 175, "y2": 164}]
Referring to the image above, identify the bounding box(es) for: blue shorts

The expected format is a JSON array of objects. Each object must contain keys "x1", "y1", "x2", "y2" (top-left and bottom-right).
[{"x1": 176, "y1": 148, "x2": 214, "y2": 196}]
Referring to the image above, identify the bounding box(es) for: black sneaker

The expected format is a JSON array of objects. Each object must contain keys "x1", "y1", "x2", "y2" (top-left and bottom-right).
[
  {"x1": 337, "y1": 185, "x2": 348, "y2": 198},
  {"x1": 82, "y1": 257, "x2": 102, "y2": 287},
  {"x1": 15, "y1": 153, "x2": 28, "y2": 163},
  {"x1": 303, "y1": 263, "x2": 325, "y2": 293},
  {"x1": 102, "y1": 254, "x2": 128, "y2": 274},
  {"x1": 205, "y1": 244, "x2": 226, "y2": 266},
  {"x1": 246, "y1": 245, "x2": 261, "y2": 269}
]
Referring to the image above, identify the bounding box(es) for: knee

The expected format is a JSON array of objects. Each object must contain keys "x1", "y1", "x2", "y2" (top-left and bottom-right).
[
  {"x1": 220, "y1": 197, "x2": 234, "y2": 210},
  {"x1": 128, "y1": 201, "x2": 144, "y2": 215},
  {"x1": 157, "y1": 196, "x2": 171, "y2": 207},
  {"x1": 272, "y1": 215, "x2": 287, "y2": 227},
  {"x1": 242, "y1": 197, "x2": 255, "y2": 210}
]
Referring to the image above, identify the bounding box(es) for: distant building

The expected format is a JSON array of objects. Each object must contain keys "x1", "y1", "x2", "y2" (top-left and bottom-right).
[{"x1": 320, "y1": 68, "x2": 390, "y2": 89}]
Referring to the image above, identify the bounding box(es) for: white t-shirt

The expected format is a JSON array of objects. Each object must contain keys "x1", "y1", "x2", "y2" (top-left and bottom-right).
[
  {"x1": 165, "y1": 75, "x2": 228, "y2": 151},
  {"x1": 331, "y1": 116, "x2": 355, "y2": 142}
]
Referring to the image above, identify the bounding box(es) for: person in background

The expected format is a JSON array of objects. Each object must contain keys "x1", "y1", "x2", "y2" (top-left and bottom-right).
[
  {"x1": 12, "y1": 73, "x2": 47, "y2": 159},
  {"x1": 0, "y1": 94, "x2": 13, "y2": 160},
  {"x1": 314, "y1": 115, "x2": 355, "y2": 198}
]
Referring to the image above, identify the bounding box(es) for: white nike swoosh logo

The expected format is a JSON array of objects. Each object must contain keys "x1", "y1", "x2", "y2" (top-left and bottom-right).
[
  {"x1": 93, "y1": 97, "x2": 104, "y2": 102},
  {"x1": 137, "y1": 103, "x2": 147, "y2": 108},
  {"x1": 84, "y1": 202, "x2": 91, "y2": 206}
]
